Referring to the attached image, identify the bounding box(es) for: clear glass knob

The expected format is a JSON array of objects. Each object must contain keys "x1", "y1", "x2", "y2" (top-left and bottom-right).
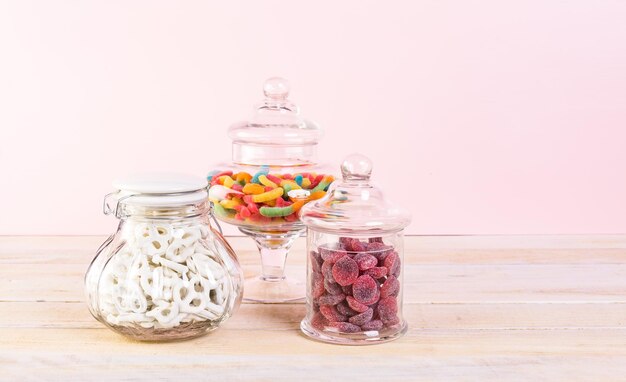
[
  {"x1": 341, "y1": 153, "x2": 373, "y2": 181},
  {"x1": 263, "y1": 77, "x2": 290, "y2": 100}
]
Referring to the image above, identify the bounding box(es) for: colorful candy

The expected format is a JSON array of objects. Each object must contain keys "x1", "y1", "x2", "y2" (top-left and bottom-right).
[
  {"x1": 207, "y1": 167, "x2": 334, "y2": 226},
  {"x1": 308, "y1": 237, "x2": 401, "y2": 333}
]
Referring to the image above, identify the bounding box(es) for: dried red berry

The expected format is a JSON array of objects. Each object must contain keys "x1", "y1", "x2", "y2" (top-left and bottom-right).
[
  {"x1": 361, "y1": 319, "x2": 384, "y2": 331},
  {"x1": 380, "y1": 275, "x2": 400, "y2": 298},
  {"x1": 384, "y1": 251, "x2": 401, "y2": 277},
  {"x1": 348, "y1": 307, "x2": 373, "y2": 326},
  {"x1": 336, "y1": 301, "x2": 357, "y2": 317},
  {"x1": 354, "y1": 253, "x2": 378, "y2": 271},
  {"x1": 324, "y1": 278, "x2": 344, "y2": 295},
  {"x1": 368, "y1": 237, "x2": 383, "y2": 243},
  {"x1": 363, "y1": 266, "x2": 388, "y2": 279},
  {"x1": 321, "y1": 261, "x2": 336, "y2": 284},
  {"x1": 331, "y1": 256, "x2": 359, "y2": 286},
  {"x1": 377, "y1": 296, "x2": 398, "y2": 323},
  {"x1": 320, "y1": 304, "x2": 347, "y2": 322},
  {"x1": 352, "y1": 275, "x2": 380, "y2": 305},
  {"x1": 327, "y1": 321, "x2": 360, "y2": 333},
  {"x1": 346, "y1": 295, "x2": 369, "y2": 313},
  {"x1": 319, "y1": 293, "x2": 346, "y2": 306}
]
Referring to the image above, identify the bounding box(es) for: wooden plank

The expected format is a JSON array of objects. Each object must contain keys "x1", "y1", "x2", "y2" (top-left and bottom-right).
[
  {"x1": 2, "y1": 262, "x2": 626, "y2": 303},
  {"x1": 1, "y1": 301, "x2": 626, "y2": 330},
  {"x1": 1, "y1": 328, "x2": 625, "y2": 381},
  {"x1": 1, "y1": 235, "x2": 626, "y2": 381}
]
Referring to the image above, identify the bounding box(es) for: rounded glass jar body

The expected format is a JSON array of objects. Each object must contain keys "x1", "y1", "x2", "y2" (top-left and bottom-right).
[
  {"x1": 85, "y1": 202, "x2": 243, "y2": 341},
  {"x1": 300, "y1": 229, "x2": 406, "y2": 345}
]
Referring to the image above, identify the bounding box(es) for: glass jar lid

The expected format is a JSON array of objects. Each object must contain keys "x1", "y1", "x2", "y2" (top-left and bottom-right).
[
  {"x1": 228, "y1": 77, "x2": 323, "y2": 167},
  {"x1": 300, "y1": 154, "x2": 411, "y2": 234},
  {"x1": 103, "y1": 173, "x2": 209, "y2": 216}
]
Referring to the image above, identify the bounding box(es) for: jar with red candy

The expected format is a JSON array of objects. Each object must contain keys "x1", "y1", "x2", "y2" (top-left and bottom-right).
[{"x1": 299, "y1": 154, "x2": 411, "y2": 344}]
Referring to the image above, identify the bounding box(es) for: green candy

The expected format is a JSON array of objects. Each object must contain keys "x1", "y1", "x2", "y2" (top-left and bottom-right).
[{"x1": 259, "y1": 205, "x2": 295, "y2": 217}]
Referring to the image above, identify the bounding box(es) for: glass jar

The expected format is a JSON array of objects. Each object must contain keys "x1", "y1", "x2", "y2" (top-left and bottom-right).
[
  {"x1": 85, "y1": 174, "x2": 244, "y2": 341},
  {"x1": 300, "y1": 154, "x2": 411, "y2": 344},
  {"x1": 208, "y1": 77, "x2": 334, "y2": 303}
]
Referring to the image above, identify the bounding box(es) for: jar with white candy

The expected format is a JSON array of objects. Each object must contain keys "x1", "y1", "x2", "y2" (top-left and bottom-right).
[{"x1": 85, "y1": 174, "x2": 243, "y2": 341}]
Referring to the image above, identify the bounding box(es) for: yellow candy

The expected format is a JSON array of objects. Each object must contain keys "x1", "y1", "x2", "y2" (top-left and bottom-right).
[
  {"x1": 301, "y1": 177, "x2": 311, "y2": 188},
  {"x1": 258, "y1": 174, "x2": 278, "y2": 188},
  {"x1": 280, "y1": 179, "x2": 301, "y2": 189},
  {"x1": 243, "y1": 183, "x2": 265, "y2": 195},
  {"x1": 309, "y1": 190, "x2": 326, "y2": 200},
  {"x1": 222, "y1": 176, "x2": 235, "y2": 188},
  {"x1": 252, "y1": 187, "x2": 284, "y2": 203},
  {"x1": 220, "y1": 198, "x2": 243, "y2": 210}
]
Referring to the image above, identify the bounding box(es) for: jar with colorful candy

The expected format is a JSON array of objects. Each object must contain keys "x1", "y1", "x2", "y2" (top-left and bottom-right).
[
  {"x1": 208, "y1": 77, "x2": 334, "y2": 303},
  {"x1": 300, "y1": 154, "x2": 411, "y2": 344},
  {"x1": 85, "y1": 174, "x2": 244, "y2": 341}
]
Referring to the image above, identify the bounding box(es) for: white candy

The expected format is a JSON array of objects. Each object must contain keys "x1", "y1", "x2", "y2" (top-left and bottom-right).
[{"x1": 98, "y1": 220, "x2": 230, "y2": 330}]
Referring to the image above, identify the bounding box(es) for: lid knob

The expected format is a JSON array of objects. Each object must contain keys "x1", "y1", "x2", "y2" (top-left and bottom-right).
[
  {"x1": 263, "y1": 77, "x2": 290, "y2": 100},
  {"x1": 341, "y1": 153, "x2": 373, "y2": 181}
]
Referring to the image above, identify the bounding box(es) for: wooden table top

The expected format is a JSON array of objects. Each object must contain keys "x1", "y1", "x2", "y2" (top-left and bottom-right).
[{"x1": 1, "y1": 235, "x2": 625, "y2": 381}]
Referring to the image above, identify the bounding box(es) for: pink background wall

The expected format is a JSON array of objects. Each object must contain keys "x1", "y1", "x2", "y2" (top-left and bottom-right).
[{"x1": 1, "y1": 1, "x2": 625, "y2": 236}]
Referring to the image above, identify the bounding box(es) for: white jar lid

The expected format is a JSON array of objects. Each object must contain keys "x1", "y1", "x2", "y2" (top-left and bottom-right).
[{"x1": 110, "y1": 173, "x2": 208, "y2": 207}]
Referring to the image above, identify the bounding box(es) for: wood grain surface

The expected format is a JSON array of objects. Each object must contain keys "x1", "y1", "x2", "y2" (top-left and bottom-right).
[{"x1": 1, "y1": 235, "x2": 625, "y2": 381}]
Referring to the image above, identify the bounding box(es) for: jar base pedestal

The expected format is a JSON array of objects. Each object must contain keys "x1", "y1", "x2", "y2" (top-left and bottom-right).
[
  {"x1": 300, "y1": 319, "x2": 408, "y2": 345},
  {"x1": 243, "y1": 276, "x2": 305, "y2": 303}
]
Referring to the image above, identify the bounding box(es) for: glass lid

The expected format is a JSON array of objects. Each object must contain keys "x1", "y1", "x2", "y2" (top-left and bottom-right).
[
  {"x1": 228, "y1": 77, "x2": 323, "y2": 167},
  {"x1": 300, "y1": 154, "x2": 411, "y2": 235}
]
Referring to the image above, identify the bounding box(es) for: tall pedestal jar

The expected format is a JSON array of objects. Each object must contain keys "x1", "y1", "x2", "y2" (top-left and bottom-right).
[
  {"x1": 208, "y1": 77, "x2": 334, "y2": 303},
  {"x1": 300, "y1": 154, "x2": 411, "y2": 345},
  {"x1": 85, "y1": 174, "x2": 243, "y2": 341}
]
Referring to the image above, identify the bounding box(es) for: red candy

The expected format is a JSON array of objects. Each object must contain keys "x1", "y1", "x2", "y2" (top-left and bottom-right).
[
  {"x1": 309, "y1": 238, "x2": 402, "y2": 335},
  {"x1": 384, "y1": 251, "x2": 401, "y2": 277},
  {"x1": 331, "y1": 256, "x2": 359, "y2": 286},
  {"x1": 354, "y1": 253, "x2": 378, "y2": 271},
  {"x1": 321, "y1": 261, "x2": 335, "y2": 284},
  {"x1": 320, "y1": 305, "x2": 347, "y2": 322},
  {"x1": 312, "y1": 276, "x2": 325, "y2": 299},
  {"x1": 324, "y1": 278, "x2": 344, "y2": 295},
  {"x1": 348, "y1": 308, "x2": 373, "y2": 326},
  {"x1": 364, "y1": 266, "x2": 388, "y2": 279},
  {"x1": 320, "y1": 245, "x2": 348, "y2": 263},
  {"x1": 352, "y1": 275, "x2": 380, "y2": 305},
  {"x1": 361, "y1": 319, "x2": 384, "y2": 331},
  {"x1": 377, "y1": 296, "x2": 398, "y2": 324},
  {"x1": 380, "y1": 275, "x2": 399, "y2": 298},
  {"x1": 336, "y1": 301, "x2": 357, "y2": 317},
  {"x1": 319, "y1": 293, "x2": 346, "y2": 306},
  {"x1": 346, "y1": 296, "x2": 369, "y2": 313},
  {"x1": 311, "y1": 312, "x2": 328, "y2": 330},
  {"x1": 327, "y1": 322, "x2": 360, "y2": 333}
]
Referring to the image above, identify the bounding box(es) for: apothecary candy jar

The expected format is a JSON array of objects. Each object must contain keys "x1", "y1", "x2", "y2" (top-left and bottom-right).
[
  {"x1": 85, "y1": 174, "x2": 243, "y2": 341},
  {"x1": 300, "y1": 154, "x2": 411, "y2": 345},
  {"x1": 208, "y1": 77, "x2": 334, "y2": 303}
]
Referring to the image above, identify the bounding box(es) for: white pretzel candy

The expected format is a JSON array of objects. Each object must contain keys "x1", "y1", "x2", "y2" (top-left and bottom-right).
[{"x1": 97, "y1": 220, "x2": 232, "y2": 331}]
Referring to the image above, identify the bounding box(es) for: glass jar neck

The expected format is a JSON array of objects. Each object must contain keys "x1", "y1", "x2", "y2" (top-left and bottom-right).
[
  {"x1": 232, "y1": 142, "x2": 318, "y2": 167},
  {"x1": 117, "y1": 201, "x2": 210, "y2": 221}
]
